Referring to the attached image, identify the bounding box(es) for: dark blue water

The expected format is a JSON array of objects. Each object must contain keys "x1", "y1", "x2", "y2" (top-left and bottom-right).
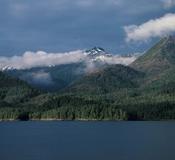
[{"x1": 0, "y1": 121, "x2": 175, "y2": 160}]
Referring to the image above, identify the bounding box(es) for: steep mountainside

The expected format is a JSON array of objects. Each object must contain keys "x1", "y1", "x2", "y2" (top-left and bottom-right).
[
  {"x1": 131, "y1": 36, "x2": 175, "y2": 74},
  {"x1": 131, "y1": 36, "x2": 175, "y2": 91},
  {"x1": 67, "y1": 64, "x2": 144, "y2": 94}
]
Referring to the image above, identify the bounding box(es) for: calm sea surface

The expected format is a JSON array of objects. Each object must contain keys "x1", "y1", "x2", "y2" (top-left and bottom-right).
[{"x1": 0, "y1": 121, "x2": 175, "y2": 160}]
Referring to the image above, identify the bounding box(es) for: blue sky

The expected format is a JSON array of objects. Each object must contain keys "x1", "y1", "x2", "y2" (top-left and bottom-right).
[{"x1": 0, "y1": 0, "x2": 175, "y2": 56}]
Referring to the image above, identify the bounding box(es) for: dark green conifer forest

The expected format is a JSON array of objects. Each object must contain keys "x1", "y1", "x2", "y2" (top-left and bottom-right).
[{"x1": 1, "y1": 37, "x2": 175, "y2": 121}]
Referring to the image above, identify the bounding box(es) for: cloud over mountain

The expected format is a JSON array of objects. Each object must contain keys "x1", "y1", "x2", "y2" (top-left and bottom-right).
[
  {"x1": 0, "y1": 50, "x2": 137, "y2": 70},
  {"x1": 0, "y1": 50, "x2": 86, "y2": 70},
  {"x1": 92, "y1": 55, "x2": 137, "y2": 65},
  {"x1": 124, "y1": 13, "x2": 175, "y2": 42}
]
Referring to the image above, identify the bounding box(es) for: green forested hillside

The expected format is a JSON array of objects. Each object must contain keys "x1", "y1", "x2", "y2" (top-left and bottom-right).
[
  {"x1": 6, "y1": 63, "x2": 86, "y2": 92},
  {"x1": 1, "y1": 36, "x2": 175, "y2": 121},
  {"x1": 131, "y1": 36, "x2": 175, "y2": 91},
  {"x1": 67, "y1": 64, "x2": 144, "y2": 94},
  {"x1": 0, "y1": 71, "x2": 39, "y2": 120},
  {"x1": 0, "y1": 72, "x2": 38, "y2": 103},
  {"x1": 131, "y1": 36, "x2": 175, "y2": 74}
]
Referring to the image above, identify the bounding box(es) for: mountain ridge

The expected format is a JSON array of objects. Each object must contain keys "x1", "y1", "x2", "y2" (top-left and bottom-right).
[
  {"x1": 1, "y1": 37, "x2": 175, "y2": 121},
  {"x1": 67, "y1": 64, "x2": 144, "y2": 94},
  {"x1": 4, "y1": 47, "x2": 136, "y2": 91},
  {"x1": 131, "y1": 36, "x2": 175, "y2": 74}
]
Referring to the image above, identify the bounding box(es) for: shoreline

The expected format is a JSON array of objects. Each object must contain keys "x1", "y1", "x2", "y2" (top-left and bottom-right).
[
  {"x1": 0, "y1": 118, "x2": 122, "y2": 122},
  {"x1": 0, "y1": 118, "x2": 175, "y2": 122}
]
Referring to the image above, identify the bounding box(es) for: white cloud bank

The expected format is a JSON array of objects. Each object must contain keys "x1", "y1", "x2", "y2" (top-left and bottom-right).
[
  {"x1": 162, "y1": 0, "x2": 175, "y2": 8},
  {"x1": 124, "y1": 13, "x2": 175, "y2": 42},
  {"x1": 0, "y1": 50, "x2": 137, "y2": 70},
  {"x1": 93, "y1": 55, "x2": 137, "y2": 65},
  {"x1": 0, "y1": 50, "x2": 86, "y2": 70}
]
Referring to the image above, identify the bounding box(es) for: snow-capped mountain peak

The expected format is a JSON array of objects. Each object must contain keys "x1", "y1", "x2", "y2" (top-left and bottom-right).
[{"x1": 85, "y1": 47, "x2": 112, "y2": 58}]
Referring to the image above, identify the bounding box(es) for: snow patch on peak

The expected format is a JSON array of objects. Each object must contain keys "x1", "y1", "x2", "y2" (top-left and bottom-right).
[{"x1": 2, "y1": 66, "x2": 15, "y2": 71}]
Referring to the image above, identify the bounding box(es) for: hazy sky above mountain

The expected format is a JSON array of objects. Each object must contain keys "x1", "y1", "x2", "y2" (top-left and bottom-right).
[{"x1": 0, "y1": 0, "x2": 175, "y2": 56}]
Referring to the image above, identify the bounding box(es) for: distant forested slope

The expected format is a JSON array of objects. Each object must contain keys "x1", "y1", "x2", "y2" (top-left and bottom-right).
[{"x1": 1, "y1": 36, "x2": 175, "y2": 121}]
